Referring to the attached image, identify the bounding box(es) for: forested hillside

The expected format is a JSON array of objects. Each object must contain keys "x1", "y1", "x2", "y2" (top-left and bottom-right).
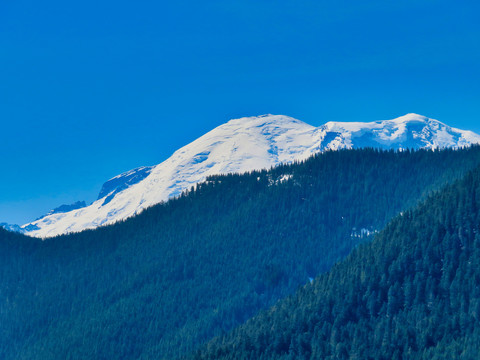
[
  {"x1": 190, "y1": 159, "x2": 480, "y2": 360},
  {"x1": 2, "y1": 147, "x2": 480, "y2": 359}
]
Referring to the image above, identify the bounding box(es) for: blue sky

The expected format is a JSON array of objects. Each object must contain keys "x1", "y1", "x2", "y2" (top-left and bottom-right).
[{"x1": 1, "y1": 0, "x2": 480, "y2": 224}]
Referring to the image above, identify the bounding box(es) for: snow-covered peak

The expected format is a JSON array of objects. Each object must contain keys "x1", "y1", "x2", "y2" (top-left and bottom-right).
[
  {"x1": 223, "y1": 114, "x2": 311, "y2": 127},
  {"x1": 318, "y1": 114, "x2": 478, "y2": 151},
  {"x1": 166, "y1": 115, "x2": 318, "y2": 173},
  {"x1": 394, "y1": 112, "x2": 429, "y2": 122},
  {"x1": 15, "y1": 113, "x2": 480, "y2": 238},
  {"x1": 20, "y1": 114, "x2": 320, "y2": 238}
]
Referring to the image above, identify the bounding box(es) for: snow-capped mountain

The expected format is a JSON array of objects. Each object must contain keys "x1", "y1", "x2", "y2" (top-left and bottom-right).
[{"x1": 17, "y1": 113, "x2": 480, "y2": 238}]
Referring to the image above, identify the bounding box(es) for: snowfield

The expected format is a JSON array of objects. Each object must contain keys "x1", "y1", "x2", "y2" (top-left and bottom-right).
[{"x1": 17, "y1": 113, "x2": 480, "y2": 238}]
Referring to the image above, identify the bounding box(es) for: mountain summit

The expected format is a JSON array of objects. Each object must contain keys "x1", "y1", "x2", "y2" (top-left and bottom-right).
[
  {"x1": 17, "y1": 113, "x2": 480, "y2": 237},
  {"x1": 318, "y1": 113, "x2": 480, "y2": 151}
]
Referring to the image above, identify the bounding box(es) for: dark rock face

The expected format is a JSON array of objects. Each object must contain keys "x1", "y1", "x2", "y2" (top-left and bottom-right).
[
  {"x1": 97, "y1": 166, "x2": 154, "y2": 206},
  {"x1": 36, "y1": 201, "x2": 87, "y2": 220}
]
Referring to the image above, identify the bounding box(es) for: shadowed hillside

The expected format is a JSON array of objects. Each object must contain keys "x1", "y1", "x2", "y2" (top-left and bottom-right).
[
  {"x1": 189, "y1": 159, "x2": 480, "y2": 360},
  {"x1": 1, "y1": 147, "x2": 480, "y2": 359}
]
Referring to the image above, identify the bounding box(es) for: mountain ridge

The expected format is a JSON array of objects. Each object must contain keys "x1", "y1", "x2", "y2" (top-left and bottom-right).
[
  {"x1": 13, "y1": 113, "x2": 480, "y2": 237},
  {"x1": 3, "y1": 147, "x2": 480, "y2": 359}
]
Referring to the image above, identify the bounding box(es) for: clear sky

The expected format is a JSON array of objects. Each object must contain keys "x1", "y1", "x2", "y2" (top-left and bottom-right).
[{"x1": 1, "y1": 0, "x2": 479, "y2": 224}]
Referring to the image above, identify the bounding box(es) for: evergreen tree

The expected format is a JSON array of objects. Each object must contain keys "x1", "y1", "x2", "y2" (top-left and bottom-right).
[{"x1": 1, "y1": 147, "x2": 480, "y2": 359}]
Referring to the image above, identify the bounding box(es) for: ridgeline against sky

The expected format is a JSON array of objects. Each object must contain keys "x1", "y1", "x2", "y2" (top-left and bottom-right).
[
  {"x1": 1, "y1": 0, "x2": 479, "y2": 223},
  {"x1": 15, "y1": 114, "x2": 480, "y2": 238}
]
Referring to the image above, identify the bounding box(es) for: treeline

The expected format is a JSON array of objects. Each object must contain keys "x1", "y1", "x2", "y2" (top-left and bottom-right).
[
  {"x1": 189, "y1": 160, "x2": 480, "y2": 360},
  {"x1": 1, "y1": 147, "x2": 480, "y2": 359}
]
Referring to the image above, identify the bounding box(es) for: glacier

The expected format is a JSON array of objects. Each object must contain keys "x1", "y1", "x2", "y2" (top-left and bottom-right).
[{"x1": 13, "y1": 113, "x2": 480, "y2": 238}]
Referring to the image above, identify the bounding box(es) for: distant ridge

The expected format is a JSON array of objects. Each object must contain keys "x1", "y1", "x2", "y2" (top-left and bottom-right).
[{"x1": 13, "y1": 113, "x2": 480, "y2": 237}]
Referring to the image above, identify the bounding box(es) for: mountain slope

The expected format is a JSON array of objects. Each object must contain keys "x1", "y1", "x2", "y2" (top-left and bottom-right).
[
  {"x1": 189, "y1": 162, "x2": 480, "y2": 360},
  {"x1": 2, "y1": 148, "x2": 480, "y2": 359},
  {"x1": 20, "y1": 113, "x2": 480, "y2": 237}
]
